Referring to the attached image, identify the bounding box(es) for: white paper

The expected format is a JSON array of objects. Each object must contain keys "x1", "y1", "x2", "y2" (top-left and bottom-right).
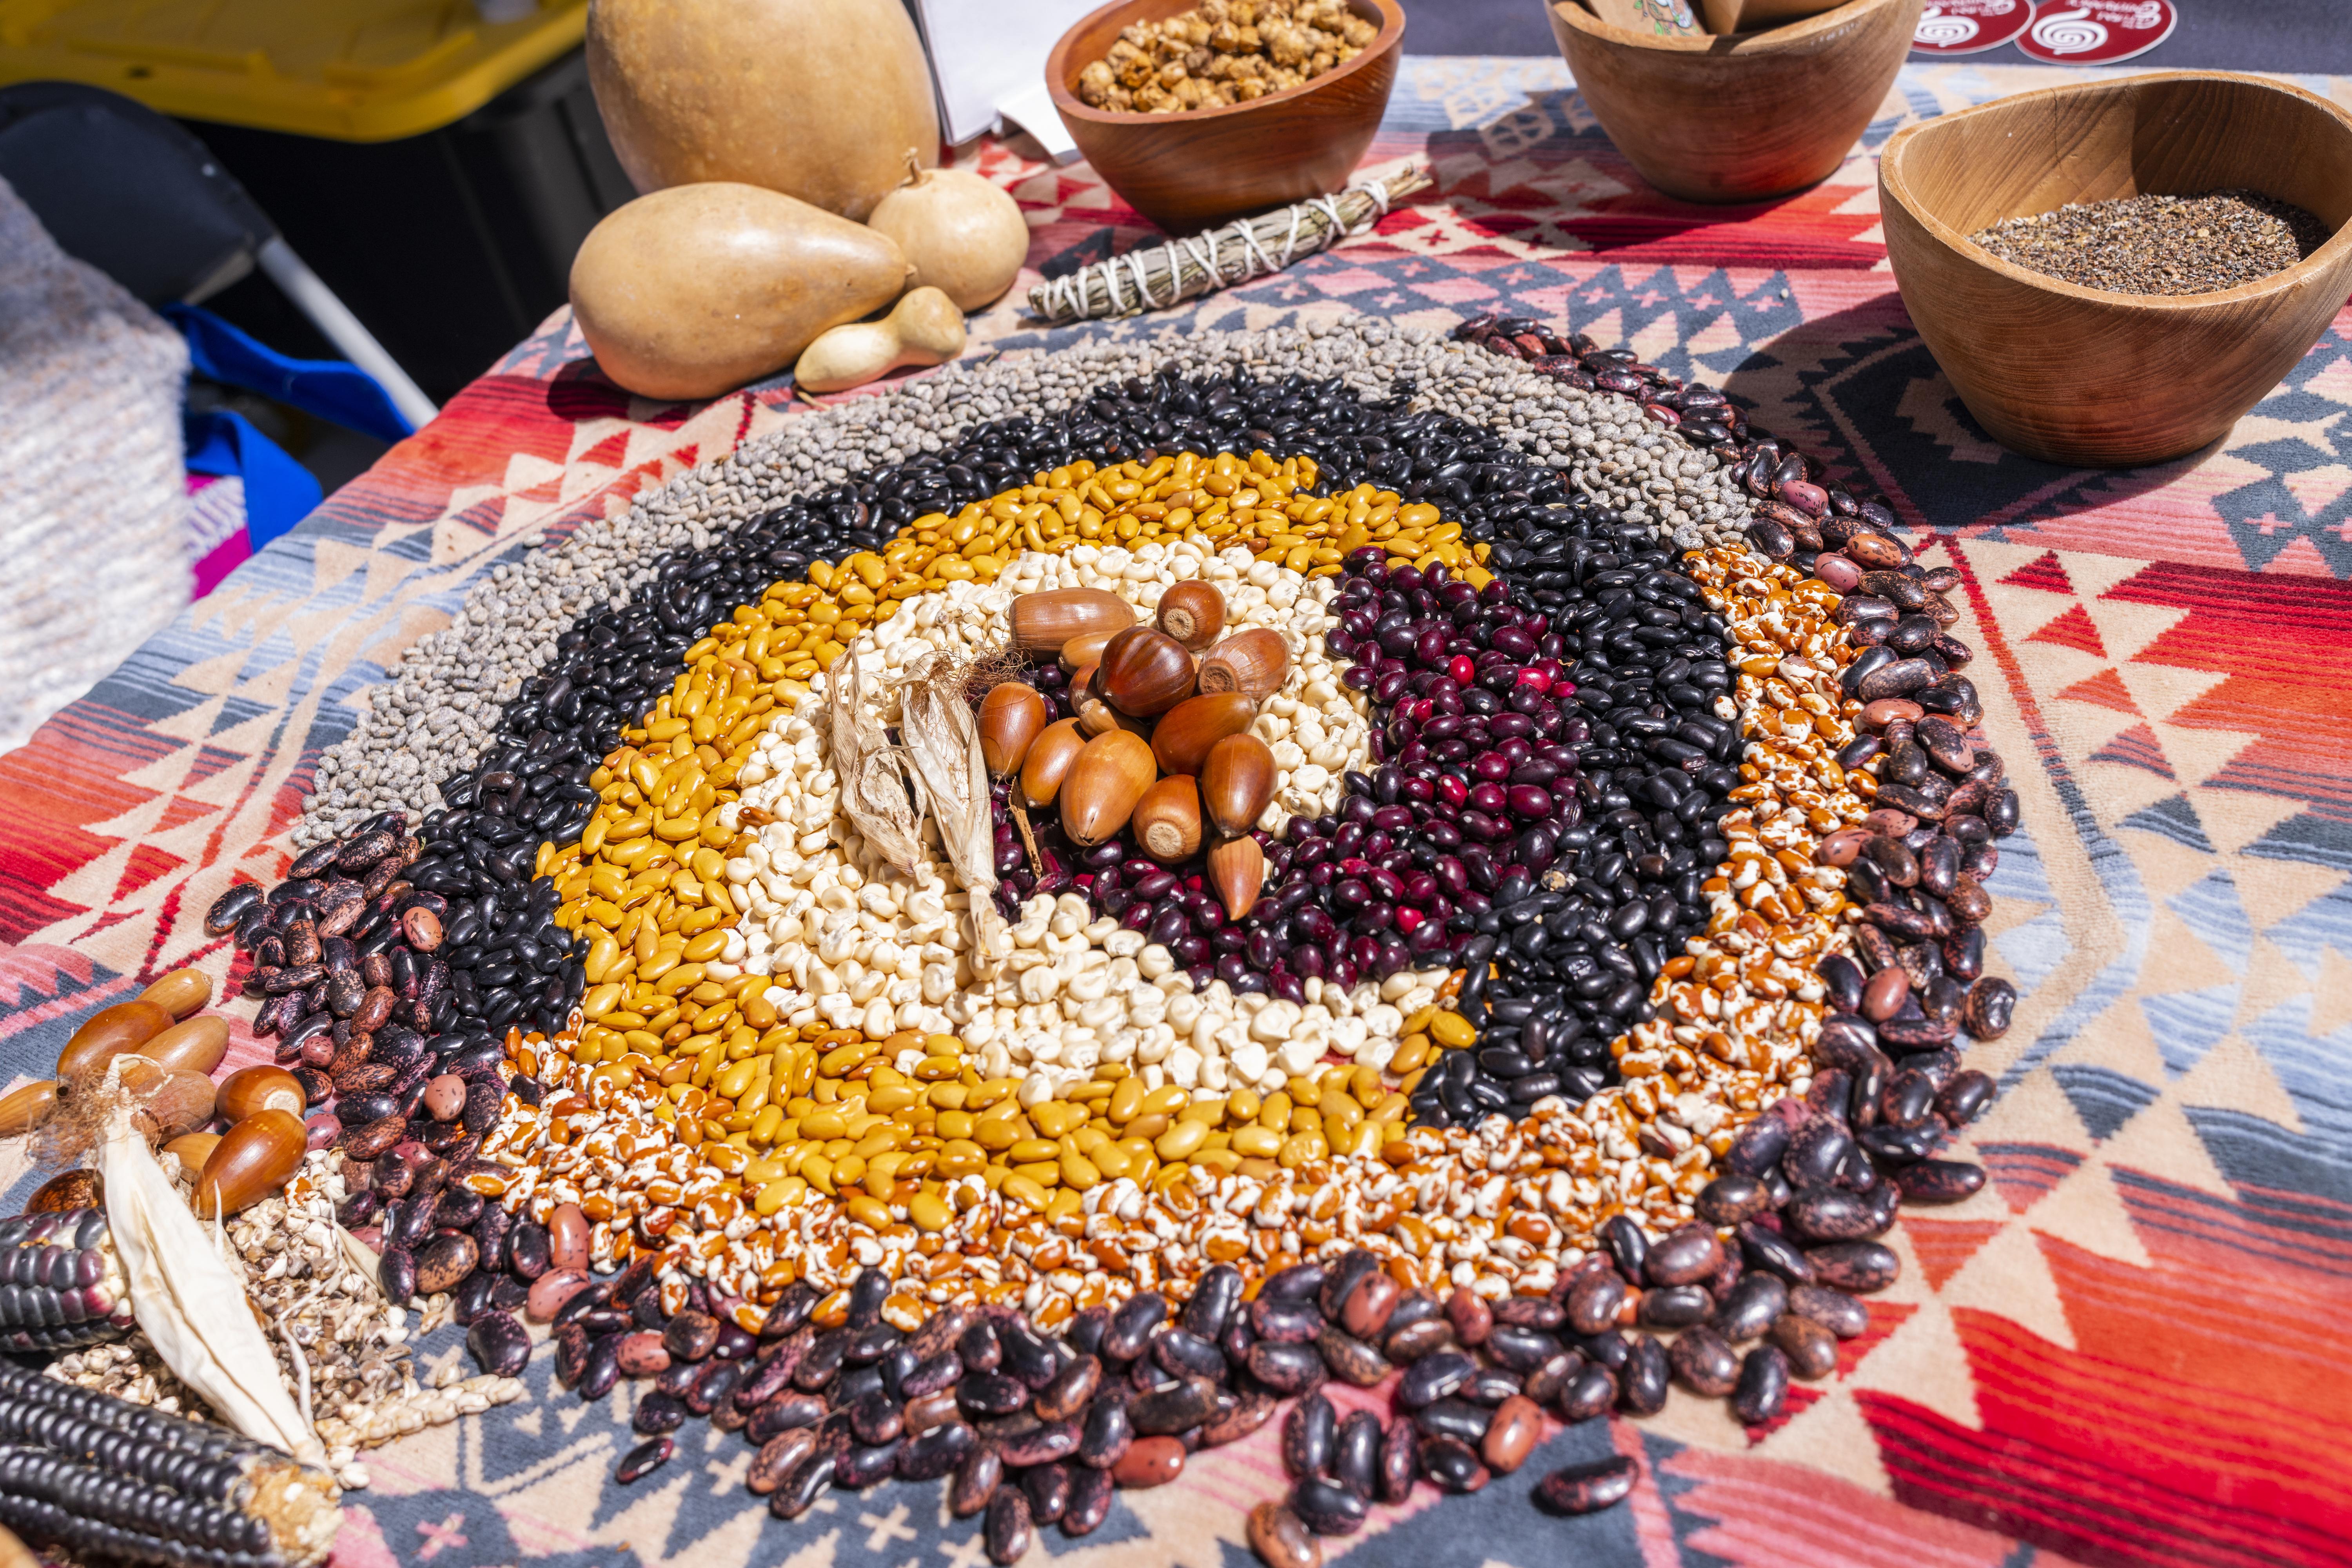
[{"x1": 904, "y1": 0, "x2": 1104, "y2": 146}]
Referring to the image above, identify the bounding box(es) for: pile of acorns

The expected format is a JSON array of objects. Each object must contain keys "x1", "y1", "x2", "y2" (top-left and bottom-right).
[{"x1": 979, "y1": 582, "x2": 1291, "y2": 931}]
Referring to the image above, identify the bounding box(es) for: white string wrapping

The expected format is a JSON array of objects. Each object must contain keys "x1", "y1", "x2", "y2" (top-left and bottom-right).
[{"x1": 1028, "y1": 164, "x2": 1431, "y2": 323}]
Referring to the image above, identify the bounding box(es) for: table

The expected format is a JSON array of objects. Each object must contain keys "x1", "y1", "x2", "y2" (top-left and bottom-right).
[{"x1": 3, "y1": 56, "x2": 2346, "y2": 1568}]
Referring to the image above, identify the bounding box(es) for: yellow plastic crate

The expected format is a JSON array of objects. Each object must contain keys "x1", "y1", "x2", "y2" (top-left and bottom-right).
[{"x1": 0, "y1": 0, "x2": 588, "y2": 141}]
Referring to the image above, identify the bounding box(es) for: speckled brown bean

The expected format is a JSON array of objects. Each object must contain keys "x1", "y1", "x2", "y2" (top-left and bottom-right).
[
  {"x1": 1566, "y1": 1271, "x2": 1627, "y2": 1336},
  {"x1": 525, "y1": 1270, "x2": 590, "y2": 1323},
  {"x1": 1317, "y1": 1323, "x2": 1391, "y2": 1388},
  {"x1": 1787, "y1": 1285, "x2": 1870, "y2": 1339},
  {"x1": 1962, "y1": 976, "x2": 2016, "y2": 1038},
  {"x1": 1806, "y1": 1242, "x2": 1900, "y2": 1294},
  {"x1": 546, "y1": 1202, "x2": 590, "y2": 1273},
  {"x1": 1479, "y1": 1395, "x2": 1542, "y2": 1474},
  {"x1": 1896, "y1": 1158, "x2": 1987, "y2": 1204},
  {"x1": 1769, "y1": 1313, "x2": 1841, "y2": 1380},
  {"x1": 1646, "y1": 1224, "x2": 1724, "y2": 1288},
  {"x1": 1377, "y1": 1418, "x2": 1418, "y2": 1503},
  {"x1": 1034, "y1": 1353, "x2": 1099, "y2": 1421},
  {"x1": 400, "y1": 907, "x2": 442, "y2": 950},
  {"x1": 1533, "y1": 1454, "x2": 1639, "y2": 1515},
  {"x1": 1668, "y1": 1325, "x2": 1739, "y2": 1397},
  {"x1": 1383, "y1": 1317, "x2": 1454, "y2": 1363},
  {"x1": 1248, "y1": 1502, "x2": 1323, "y2": 1568},
  {"x1": 414, "y1": 1231, "x2": 478, "y2": 1294},
  {"x1": 1198, "y1": 1387, "x2": 1276, "y2": 1447},
  {"x1": 1443, "y1": 1287, "x2": 1492, "y2": 1347},
  {"x1": 747, "y1": 1429, "x2": 817, "y2": 1495},
  {"x1": 1340, "y1": 1270, "x2": 1400, "y2": 1340},
  {"x1": 1111, "y1": 1434, "x2": 1185, "y2": 1488}
]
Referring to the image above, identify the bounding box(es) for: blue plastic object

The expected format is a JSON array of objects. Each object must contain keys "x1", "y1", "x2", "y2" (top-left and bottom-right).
[
  {"x1": 183, "y1": 408, "x2": 323, "y2": 554},
  {"x1": 167, "y1": 303, "x2": 417, "y2": 448}
]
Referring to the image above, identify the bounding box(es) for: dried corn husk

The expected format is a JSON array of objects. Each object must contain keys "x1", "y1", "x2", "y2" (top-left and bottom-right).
[
  {"x1": 94, "y1": 1059, "x2": 329, "y2": 1469},
  {"x1": 826, "y1": 651, "x2": 926, "y2": 875},
  {"x1": 900, "y1": 653, "x2": 1009, "y2": 970}
]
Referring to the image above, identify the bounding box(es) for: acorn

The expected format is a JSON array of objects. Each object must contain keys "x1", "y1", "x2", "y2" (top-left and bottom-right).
[
  {"x1": 136, "y1": 965, "x2": 213, "y2": 1019},
  {"x1": 1058, "y1": 730, "x2": 1158, "y2": 846},
  {"x1": 1150, "y1": 692, "x2": 1259, "y2": 778},
  {"x1": 196, "y1": 1109, "x2": 307, "y2": 1218},
  {"x1": 1201, "y1": 732, "x2": 1278, "y2": 837},
  {"x1": 164, "y1": 1131, "x2": 223, "y2": 1172},
  {"x1": 978, "y1": 682, "x2": 1049, "y2": 777},
  {"x1": 0, "y1": 1080, "x2": 57, "y2": 1137},
  {"x1": 1131, "y1": 777, "x2": 1204, "y2": 862},
  {"x1": 1198, "y1": 628, "x2": 1290, "y2": 700},
  {"x1": 136, "y1": 1014, "x2": 230, "y2": 1077},
  {"x1": 1096, "y1": 626, "x2": 1198, "y2": 718},
  {"x1": 1155, "y1": 581, "x2": 1226, "y2": 651},
  {"x1": 1019, "y1": 719, "x2": 1089, "y2": 810},
  {"x1": 142, "y1": 1070, "x2": 219, "y2": 1141},
  {"x1": 1058, "y1": 628, "x2": 1118, "y2": 675},
  {"x1": 1206, "y1": 834, "x2": 1266, "y2": 922},
  {"x1": 1009, "y1": 588, "x2": 1136, "y2": 654},
  {"x1": 55, "y1": 1000, "x2": 173, "y2": 1080},
  {"x1": 217, "y1": 1064, "x2": 306, "y2": 1124}
]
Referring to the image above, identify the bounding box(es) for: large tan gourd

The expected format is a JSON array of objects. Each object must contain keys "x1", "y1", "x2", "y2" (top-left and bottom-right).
[
  {"x1": 586, "y1": 0, "x2": 940, "y2": 222},
  {"x1": 570, "y1": 183, "x2": 910, "y2": 401}
]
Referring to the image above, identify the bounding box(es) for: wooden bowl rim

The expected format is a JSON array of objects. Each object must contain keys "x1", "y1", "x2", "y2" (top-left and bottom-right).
[
  {"x1": 1045, "y1": 0, "x2": 1406, "y2": 127},
  {"x1": 1881, "y1": 69, "x2": 2352, "y2": 314},
  {"x1": 1546, "y1": 0, "x2": 1905, "y2": 54}
]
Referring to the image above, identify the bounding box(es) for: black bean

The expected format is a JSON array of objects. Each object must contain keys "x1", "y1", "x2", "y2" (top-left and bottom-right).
[
  {"x1": 1283, "y1": 1392, "x2": 1334, "y2": 1479},
  {"x1": 615, "y1": 1437, "x2": 673, "y2": 1484},
  {"x1": 1533, "y1": 1454, "x2": 1638, "y2": 1515},
  {"x1": 1415, "y1": 1434, "x2": 1490, "y2": 1495},
  {"x1": 1292, "y1": 1475, "x2": 1370, "y2": 1534},
  {"x1": 983, "y1": 1486, "x2": 1032, "y2": 1565},
  {"x1": 1617, "y1": 1334, "x2": 1668, "y2": 1414}
]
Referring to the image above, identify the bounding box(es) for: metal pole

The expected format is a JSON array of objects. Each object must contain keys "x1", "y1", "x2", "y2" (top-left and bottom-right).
[{"x1": 255, "y1": 236, "x2": 439, "y2": 433}]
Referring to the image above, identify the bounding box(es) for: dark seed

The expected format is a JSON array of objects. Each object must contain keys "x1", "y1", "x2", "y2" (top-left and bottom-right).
[
  {"x1": 749, "y1": 1429, "x2": 818, "y2": 1494},
  {"x1": 984, "y1": 1486, "x2": 1033, "y2": 1565},
  {"x1": 1061, "y1": 1464, "x2": 1114, "y2": 1537},
  {"x1": 1617, "y1": 1334, "x2": 1668, "y2": 1414},
  {"x1": 1416, "y1": 1434, "x2": 1490, "y2": 1495},
  {"x1": 633, "y1": 1391, "x2": 687, "y2": 1435},
  {"x1": 1284, "y1": 1392, "x2": 1335, "y2": 1479},
  {"x1": 1669, "y1": 1325, "x2": 1740, "y2": 1397},
  {"x1": 1292, "y1": 1475, "x2": 1370, "y2": 1535},
  {"x1": 1807, "y1": 1241, "x2": 1900, "y2": 1293},
  {"x1": 1111, "y1": 1434, "x2": 1185, "y2": 1488},
  {"x1": 949, "y1": 1445, "x2": 1002, "y2": 1517},
  {"x1": 1788, "y1": 1285, "x2": 1871, "y2": 1339},
  {"x1": 1770, "y1": 1313, "x2": 1842, "y2": 1379},
  {"x1": 1962, "y1": 976, "x2": 2016, "y2": 1038},
  {"x1": 616, "y1": 1437, "x2": 673, "y2": 1484},
  {"x1": 1332, "y1": 1408, "x2": 1381, "y2": 1498},
  {"x1": 1534, "y1": 1454, "x2": 1639, "y2": 1515},
  {"x1": 1732, "y1": 1345, "x2": 1791, "y2": 1424},
  {"x1": 1022, "y1": 1459, "x2": 1073, "y2": 1523},
  {"x1": 1378, "y1": 1417, "x2": 1419, "y2": 1503},
  {"x1": 466, "y1": 1310, "x2": 529, "y2": 1377},
  {"x1": 1896, "y1": 1158, "x2": 1987, "y2": 1204}
]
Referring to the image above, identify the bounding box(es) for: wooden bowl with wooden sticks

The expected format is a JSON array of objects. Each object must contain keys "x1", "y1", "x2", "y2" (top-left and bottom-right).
[
  {"x1": 1046, "y1": 0, "x2": 1405, "y2": 235},
  {"x1": 1546, "y1": 0, "x2": 1919, "y2": 204},
  {"x1": 1880, "y1": 71, "x2": 2352, "y2": 467}
]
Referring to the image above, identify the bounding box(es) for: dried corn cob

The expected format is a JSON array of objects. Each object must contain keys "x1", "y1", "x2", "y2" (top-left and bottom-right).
[
  {"x1": 0, "y1": 1208, "x2": 134, "y2": 1352},
  {"x1": 0, "y1": 1360, "x2": 339, "y2": 1567}
]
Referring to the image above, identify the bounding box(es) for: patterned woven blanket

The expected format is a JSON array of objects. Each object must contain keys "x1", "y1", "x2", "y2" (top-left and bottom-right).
[{"x1": 1, "y1": 57, "x2": 2346, "y2": 1568}]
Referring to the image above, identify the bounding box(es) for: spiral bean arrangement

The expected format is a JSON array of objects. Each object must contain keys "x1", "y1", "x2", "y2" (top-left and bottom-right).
[{"x1": 58, "y1": 319, "x2": 2029, "y2": 1568}]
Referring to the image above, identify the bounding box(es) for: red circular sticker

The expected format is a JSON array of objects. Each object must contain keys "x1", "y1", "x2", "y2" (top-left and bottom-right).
[
  {"x1": 1910, "y1": 0, "x2": 2031, "y2": 55},
  {"x1": 2015, "y1": 0, "x2": 2177, "y2": 64}
]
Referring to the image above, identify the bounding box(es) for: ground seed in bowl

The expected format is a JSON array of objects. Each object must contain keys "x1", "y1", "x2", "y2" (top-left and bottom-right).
[{"x1": 1965, "y1": 190, "x2": 2331, "y2": 296}]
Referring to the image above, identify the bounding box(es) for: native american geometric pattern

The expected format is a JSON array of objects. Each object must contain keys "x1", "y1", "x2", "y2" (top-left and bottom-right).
[{"x1": 4, "y1": 58, "x2": 2348, "y2": 1568}]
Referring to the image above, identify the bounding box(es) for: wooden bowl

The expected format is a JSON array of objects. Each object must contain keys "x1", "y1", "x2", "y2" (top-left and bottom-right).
[
  {"x1": 1546, "y1": 0, "x2": 1919, "y2": 204},
  {"x1": 1881, "y1": 72, "x2": 2352, "y2": 468},
  {"x1": 1046, "y1": 0, "x2": 1405, "y2": 234}
]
